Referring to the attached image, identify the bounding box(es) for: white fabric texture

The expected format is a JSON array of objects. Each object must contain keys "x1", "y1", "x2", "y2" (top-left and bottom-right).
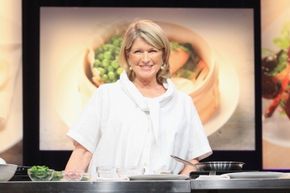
[{"x1": 67, "y1": 72, "x2": 212, "y2": 175}]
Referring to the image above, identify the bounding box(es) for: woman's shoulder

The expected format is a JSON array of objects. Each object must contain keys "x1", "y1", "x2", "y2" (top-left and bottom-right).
[
  {"x1": 166, "y1": 78, "x2": 193, "y2": 105},
  {"x1": 97, "y1": 81, "x2": 121, "y2": 91},
  {"x1": 167, "y1": 79, "x2": 190, "y2": 98},
  {"x1": 90, "y1": 81, "x2": 122, "y2": 98},
  {"x1": 175, "y1": 89, "x2": 192, "y2": 103}
]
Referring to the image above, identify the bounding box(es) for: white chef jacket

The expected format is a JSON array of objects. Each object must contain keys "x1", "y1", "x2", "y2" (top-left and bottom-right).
[{"x1": 67, "y1": 72, "x2": 212, "y2": 175}]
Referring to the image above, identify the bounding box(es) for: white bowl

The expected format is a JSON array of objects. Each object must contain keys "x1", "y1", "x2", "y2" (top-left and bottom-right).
[
  {"x1": 82, "y1": 21, "x2": 219, "y2": 125},
  {"x1": 0, "y1": 164, "x2": 17, "y2": 181}
]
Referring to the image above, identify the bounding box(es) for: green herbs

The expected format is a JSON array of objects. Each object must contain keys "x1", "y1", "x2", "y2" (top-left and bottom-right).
[
  {"x1": 262, "y1": 22, "x2": 290, "y2": 76},
  {"x1": 27, "y1": 166, "x2": 54, "y2": 181}
]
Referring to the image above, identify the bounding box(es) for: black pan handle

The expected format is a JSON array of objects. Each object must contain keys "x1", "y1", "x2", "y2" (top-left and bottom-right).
[{"x1": 170, "y1": 155, "x2": 197, "y2": 168}]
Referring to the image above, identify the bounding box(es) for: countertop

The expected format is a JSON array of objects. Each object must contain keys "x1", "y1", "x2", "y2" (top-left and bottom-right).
[{"x1": 1, "y1": 179, "x2": 290, "y2": 193}]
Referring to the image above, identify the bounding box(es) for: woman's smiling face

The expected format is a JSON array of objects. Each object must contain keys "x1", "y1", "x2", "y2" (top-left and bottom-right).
[{"x1": 128, "y1": 37, "x2": 163, "y2": 82}]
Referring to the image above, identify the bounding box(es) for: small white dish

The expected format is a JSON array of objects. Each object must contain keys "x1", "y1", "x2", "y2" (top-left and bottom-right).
[
  {"x1": 221, "y1": 171, "x2": 286, "y2": 179},
  {"x1": 195, "y1": 175, "x2": 230, "y2": 180},
  {"x1": 0, "y1": 164, "x2": 17, "y2": 181},
  {"x1": 129, "y1": 174, "x2": 189, "y2": 181}
]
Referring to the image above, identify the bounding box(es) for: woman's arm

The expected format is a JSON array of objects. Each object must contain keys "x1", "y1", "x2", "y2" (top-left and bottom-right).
[
  {"x1": 179, "y1": 159, "x2": 199, "y2": 175},
  {"x1": 65, "y1": 141, "x2": 93, "y2": 172}
]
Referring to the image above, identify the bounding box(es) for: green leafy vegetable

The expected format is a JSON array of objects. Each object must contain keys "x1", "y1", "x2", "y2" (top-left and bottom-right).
[{"x1": 27, "y1": 165, "x2": 54, "y2": 181}]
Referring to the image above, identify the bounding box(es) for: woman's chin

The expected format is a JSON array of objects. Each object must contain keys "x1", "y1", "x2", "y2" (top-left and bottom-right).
[
  {"x1": 133, "y1": 68, "x2": 159, "y2": 80},
  {"x1": 135, "y1": 73, "x2": 158, "y2": 82}
]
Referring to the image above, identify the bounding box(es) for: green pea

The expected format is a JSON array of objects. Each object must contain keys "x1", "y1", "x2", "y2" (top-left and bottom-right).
[
  {"x1": 103, "y1": 51, "x2": 112, "y2": 60},
  {"x1": 111, "y1": 60, "x2": 119, "y2": 69},
  {"x1": 117, "y1": 67, "x2": 123, "y2": 75},
  {"x1": 96, "y1": 67, "x2": 106, "y2": 75},
  {"x1": 102, "y1": 58, "x2": 110, "y2": 67},
  {"x1": 93, "y1": 59, "x2": 102, "y2": 67},
  {"x1": 108, "y1": 71, "x2": 116, "y2": 81},
  {"x1": 101, "y1": 74, "x2": 109, "y2": 82},
  {"x1": 112, "y1": 38, "x2": 120, "y2": 46},
  {"x1": 107, "y1": 65, "x2": 114, "y2": 73},
  {"x1": 97, "y1": 53, "x2": 104, "y2": 60}
]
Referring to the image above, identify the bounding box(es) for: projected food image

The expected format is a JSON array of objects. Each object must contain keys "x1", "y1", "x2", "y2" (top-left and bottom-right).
[
  {"x1": 262, "y1": 22, "x2": 290, "y2": 144},
  {"x1": 84, "y1": 22, "x2": 220, "y2": 124},
  {"x1": 262, "y1": 24, "x2": 290, "y2": 119}
]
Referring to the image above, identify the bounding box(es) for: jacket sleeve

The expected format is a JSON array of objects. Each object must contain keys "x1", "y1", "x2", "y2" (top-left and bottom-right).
[
  {"x1": 67, "y1": 87, "x2": 104, "y2": 153},
  {"x1": 186, "y1": 96, "x2": 213, "y2": 161}
]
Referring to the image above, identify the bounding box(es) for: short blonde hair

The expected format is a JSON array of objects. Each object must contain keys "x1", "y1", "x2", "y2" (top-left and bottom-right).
[{"x1": 119, "y1": 19, "x2": 171, "y2": 84}]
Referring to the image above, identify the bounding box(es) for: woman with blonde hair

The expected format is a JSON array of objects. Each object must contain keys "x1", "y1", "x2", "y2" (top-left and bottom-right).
[{"x1": 65, "y1": 19, "x2": 212, "y2": 177}]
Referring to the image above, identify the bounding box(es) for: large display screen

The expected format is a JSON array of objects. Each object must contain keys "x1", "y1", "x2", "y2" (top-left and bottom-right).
[
  {"x1": 261, "y1": 0, "x2": 290, "y2": 170},
  {"x1": 39, "y1": 7, "x2": 255, "y2": 151}
]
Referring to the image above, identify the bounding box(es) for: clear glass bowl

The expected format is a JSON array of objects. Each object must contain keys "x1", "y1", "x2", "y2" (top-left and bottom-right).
[
  {"x1": 62, "y1": 171, "x2": 84, "y2": 181},
  {"x1": 27, "y1": 168, "x2": 54, "y2": 181},
  {"x1": 96, "y1": 166, "x2": 118, "y2": 178},
  {"x1": 51, "y1": 170, "x2": 63, "y2": 181}
]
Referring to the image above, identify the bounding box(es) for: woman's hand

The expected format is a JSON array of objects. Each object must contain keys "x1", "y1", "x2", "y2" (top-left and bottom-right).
[
  {"x1": 179, "y1": 159, "x2": 199, "y2": 175},
  {"x1": 65, "y1": 141, "x2": 92, "y2": 172}
]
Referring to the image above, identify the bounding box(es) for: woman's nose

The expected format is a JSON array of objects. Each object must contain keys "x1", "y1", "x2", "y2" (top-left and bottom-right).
[{"x1": 141, "y1": 52, "x2": 150, "y2": 62}]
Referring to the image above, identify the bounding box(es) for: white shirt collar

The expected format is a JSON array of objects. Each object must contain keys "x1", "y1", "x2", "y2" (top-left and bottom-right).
[{"x1": 118, "y1": 72, "x2": 176, "y2": 111}]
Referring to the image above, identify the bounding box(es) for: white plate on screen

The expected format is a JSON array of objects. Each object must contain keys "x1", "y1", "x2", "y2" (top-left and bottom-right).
[
  {"x1": 202, "y1": 58, "x2": 239, "y2": 136},
  {"x1": 221, "y1": 171, "x2": 285, "y2": 179},
  {"x1": 129, "y1": 174, "x2": 189, "y2": 181},
  {"x1": 54, "y1": 23, "x2": 239, "y2": 138},
  {"x1": 55, "y1": 49, "x2": 239, "y2": 138}
]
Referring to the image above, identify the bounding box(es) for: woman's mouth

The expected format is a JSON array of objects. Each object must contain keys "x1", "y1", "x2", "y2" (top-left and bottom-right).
[{"x1": 139, "y1": 64, "x2": 154, "y2": 70}]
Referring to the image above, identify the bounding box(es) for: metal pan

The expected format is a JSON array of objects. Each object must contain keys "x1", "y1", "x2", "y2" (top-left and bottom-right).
[
  {"x1": 194, "y1": 161, "x2": 245, "y2": 171},
  {"x1": 171, "y1": 155, "x2": 245, "y2": 171}
]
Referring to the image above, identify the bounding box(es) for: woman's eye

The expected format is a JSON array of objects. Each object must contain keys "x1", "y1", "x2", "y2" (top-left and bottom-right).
[{"x1": 134, "y1": 50, "x2": 142, "y2": 54}]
